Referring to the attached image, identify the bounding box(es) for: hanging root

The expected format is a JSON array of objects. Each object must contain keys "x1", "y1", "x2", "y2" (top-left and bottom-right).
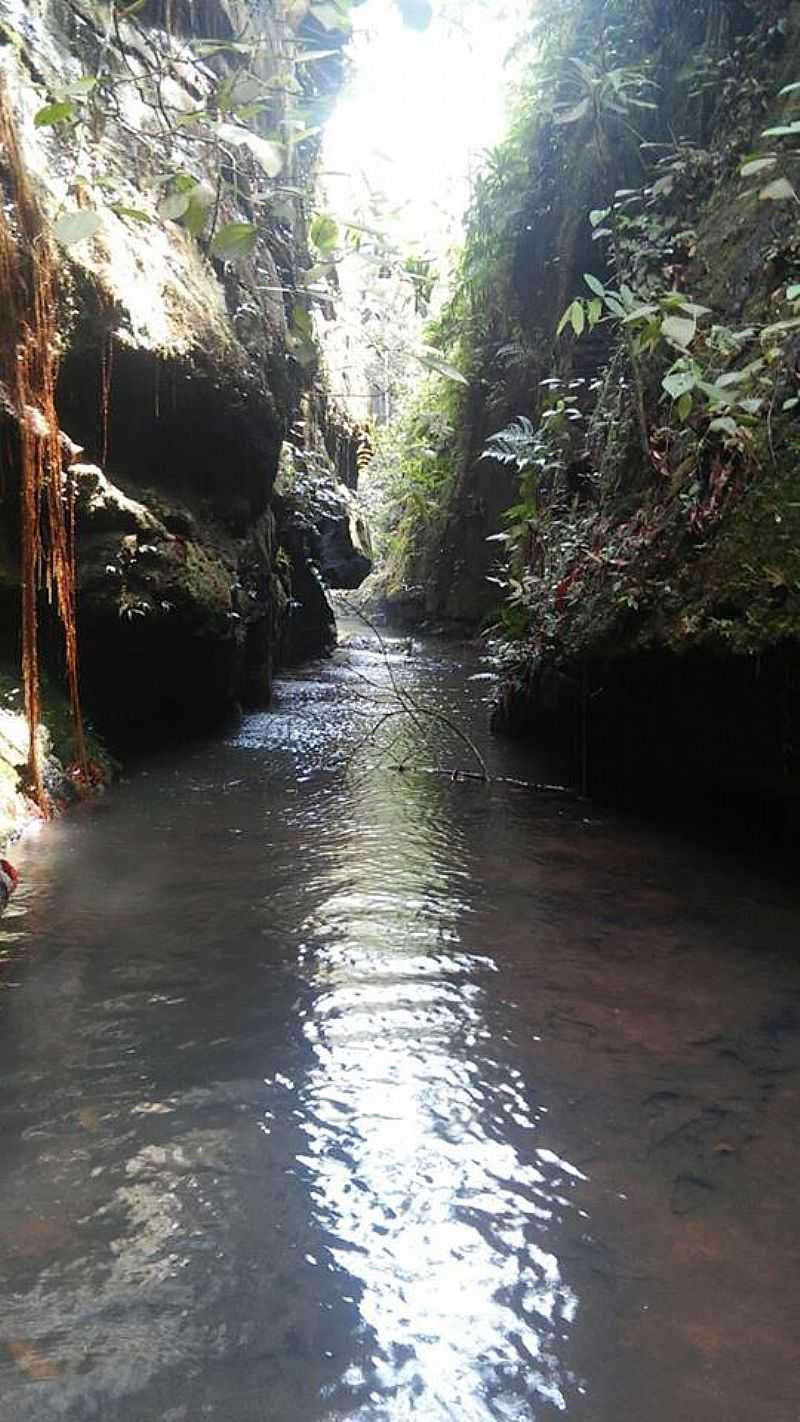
[
  {"x1": 0, "y1": 79, "x2": 87, "y2": 809},
  {"x1": 100, "y1": 330, "x2": 113, "y2": 468}
]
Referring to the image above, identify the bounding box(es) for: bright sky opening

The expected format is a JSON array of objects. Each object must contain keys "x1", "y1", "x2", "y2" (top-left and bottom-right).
[{"x1": 323, "y1": 0, "x2": 528, "y2": 251}]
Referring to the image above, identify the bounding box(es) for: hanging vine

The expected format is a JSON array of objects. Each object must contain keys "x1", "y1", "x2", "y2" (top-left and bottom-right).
[{"x1": 0, "y1": 81, "x2": 87, "y2": 809}]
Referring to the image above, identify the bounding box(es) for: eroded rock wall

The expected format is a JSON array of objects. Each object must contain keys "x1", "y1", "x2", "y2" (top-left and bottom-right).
[
  {"x1": 411, "y1": 0, "x2": 800, "y2": 827},
  {"x1": 0, "y1": 0, "x2": 369, "y2": 750}
]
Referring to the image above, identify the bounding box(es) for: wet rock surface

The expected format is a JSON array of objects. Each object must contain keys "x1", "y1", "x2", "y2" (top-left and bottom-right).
[{"x1": 0, "y1": 0, "x2": 369, "y2": 748}]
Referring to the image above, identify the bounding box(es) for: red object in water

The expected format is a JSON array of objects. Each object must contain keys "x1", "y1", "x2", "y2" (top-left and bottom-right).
[{"x1": 0, "y1": 858, "x2": 19, "y2": 914}]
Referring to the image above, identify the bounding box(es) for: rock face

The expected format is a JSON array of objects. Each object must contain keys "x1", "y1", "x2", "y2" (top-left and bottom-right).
[
  {"x1": 317, "y1": 484, "x2": 374, "y2": 590},
  {"x1": 401, "y1": 0, "x2": 800, "y2": 826},
  {"x1": 0, "y1": 0, "x2": 370, "y2": 748},
  {"x1": 69, "y1": 461, "x2": 291, "y2": 738},
  {"x1": 275, "y1": 397, "x2": 374, "y2": 662}
]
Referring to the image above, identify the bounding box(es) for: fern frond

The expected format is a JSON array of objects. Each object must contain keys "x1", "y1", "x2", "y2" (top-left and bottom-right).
[{"x1": 480, "y1": 417, "x2": 538, "y2": 469}]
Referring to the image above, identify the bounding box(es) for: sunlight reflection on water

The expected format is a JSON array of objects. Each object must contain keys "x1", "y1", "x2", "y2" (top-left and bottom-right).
[{"x1": 259, "y1": 706, "x2": 586, "y2": 1420}]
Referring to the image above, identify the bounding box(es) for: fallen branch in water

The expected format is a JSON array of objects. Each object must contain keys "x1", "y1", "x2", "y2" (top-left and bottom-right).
[
  {"x1": 339, "y1": 596, "x2": 490, "y2": 781},
  {"x1": 387, "y1": 765, "x2": 578, "y2": 796}
]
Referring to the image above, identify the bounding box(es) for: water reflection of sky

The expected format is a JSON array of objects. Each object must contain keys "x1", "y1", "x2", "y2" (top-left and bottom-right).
[{"x1": 263, "y1": 728, "x2": 586, "y2": 1421}]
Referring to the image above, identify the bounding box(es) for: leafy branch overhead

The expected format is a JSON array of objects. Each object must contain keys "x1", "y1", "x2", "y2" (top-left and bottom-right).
[{"x1": 27, "y1": 0, "x2": 356, "y2": 266}]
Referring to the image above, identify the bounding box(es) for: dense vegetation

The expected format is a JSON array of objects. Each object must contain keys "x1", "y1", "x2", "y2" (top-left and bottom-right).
[{"x1": 375, "y1": 0, "x2": 800, "y2": 819}]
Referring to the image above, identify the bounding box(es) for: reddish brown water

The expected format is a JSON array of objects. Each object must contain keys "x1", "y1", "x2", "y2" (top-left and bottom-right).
[{"x1": 1, "y1": 625, "x2": 799, "y2": 1420}]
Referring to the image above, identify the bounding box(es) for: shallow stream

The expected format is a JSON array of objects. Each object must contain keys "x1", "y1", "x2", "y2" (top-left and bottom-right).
[{"x1": 1, "y1": 623, "x2": 799, "y2": 1420}]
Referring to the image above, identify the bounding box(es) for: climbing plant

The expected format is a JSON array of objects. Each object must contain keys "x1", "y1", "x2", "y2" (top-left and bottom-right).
[
  {"x1": 379, "y1": 0, "x2": 800, "y2": 659},
  {"x1": 0, "y1": 84, "x2": 87, "y2": 805}
]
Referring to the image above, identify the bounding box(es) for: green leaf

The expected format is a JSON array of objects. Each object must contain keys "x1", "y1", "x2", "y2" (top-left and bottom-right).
[
  {"x1": 714, "y1": 370, "x2": 748, "y2": 388},
  {"x1": 677, "y1": 392, "x2": 693, "y2": 421},
  {"x1": 64, "y1": 76, "x2": 97, "y2": 98},
  {"x1": 697, "y1": 381, "x2": 733, "y2": 407},
  {"x1": 217, "y1": 72, "x2": 264, "y2": 114},
  {"x1": 416, "y1": 350, "x2": 469, "y2": 386},
  {"x1": 310, "y1": 212, "x2": 339, "y2": 254},
  {"x1": 184, "y1": 197, "x2": 209, "y2": 238},
  {"x1": 787, "y1": 284, "x2": 800, "y2": 301},
  {"x1": 761, "y1": 317, "x2": 800, "y2": 338},
  {"x1": 174, "y1": 109, "x2": 208, "y2": 127},
  {"x1": 779, "y1": 82, "x2": 800, "y2": 97},
  {"x1": 583, "y1": 272, "x2": 605, "y2": 296},
  {"x1": 53, "y1": 209, "x2": 101, "y2": 246},
  {"x1": 651, "y1": 174, "x2": 675, "y2": 198},
  {"x1": 623, "y1": 303, "x2": 660, "y2": 322},
  {"x1": 172, "y1": 182, "x2": 214, "y2": 238},
  {"x1": 633, "y1": 320, "x2": 662, "y2": 355},
  {"x1": 708, "y1": 416, "x2": 740, "y2": 436},
  {"x1": 34, "y1": 100, "x2": 76, "y2": 127},
  {"x1": 292, "y1": 307, "x2": 313, "y2": 341},
  {"x1": 158, "y1": 191, "x2": 191, "y2": 221},
  {"x1": 210, "y1": 221, "x2": 258, "y2": 259},
  {"x1": 242, "y1": 133, "x2": 284, "y2": 177},
  {"x1": 762, "y1": 122, "x2": 800, "y2": 138},
  {"x1": 671, "y1": 299, "x2": 711, "y2": 318},
  {"x1": 231, "y1": 101, "x2": 271, "y2": 123},
  {"x1": 217, "y1": 123, "x2": 284, "y2": 177},
  {"x1": 740, "y1": 156, "x2": 777, "y2": 178},
  {"x1": 662, "y1": 369, "x2": 696, "y2": 399},
  {"x1": 554, "y1": 97, "x2": 591, "y2": 125},
  {"x1": 588, "y1": 297, "x2": 603, "y2": 327},
  {"x1": 172, "y1": 173, "x2": 200, "y2": 194},
  {"x1": 661, "y1": 314, "x2": 695, "y2": 348},
  {"x1": 110, "y1": 205, "x2": 152, "y2": 224},
  {"x1": 570, "y1": 301, "x2": 585, "y2": 336},
  {"x1": 589, "y1": 208, "x2": 610, "y2": 228},
  {"x1": 759, "y1": 177, "x2": 798, "y2": 202}
]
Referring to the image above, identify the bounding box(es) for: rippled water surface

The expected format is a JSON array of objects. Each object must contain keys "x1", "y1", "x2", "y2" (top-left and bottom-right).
[{"x1": 1, "y1": 623, "x2": 799, "y2": 1421}]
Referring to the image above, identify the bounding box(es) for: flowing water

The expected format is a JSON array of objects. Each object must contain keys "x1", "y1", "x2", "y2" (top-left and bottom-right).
[{"x1": 1, "y1": 623, "x2": 799, "y2": 1422}]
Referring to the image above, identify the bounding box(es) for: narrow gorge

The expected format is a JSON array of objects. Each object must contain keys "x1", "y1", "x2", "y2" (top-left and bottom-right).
[{"x1": 1, "y1": 4, "x2": 799, "y2": 1421}]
